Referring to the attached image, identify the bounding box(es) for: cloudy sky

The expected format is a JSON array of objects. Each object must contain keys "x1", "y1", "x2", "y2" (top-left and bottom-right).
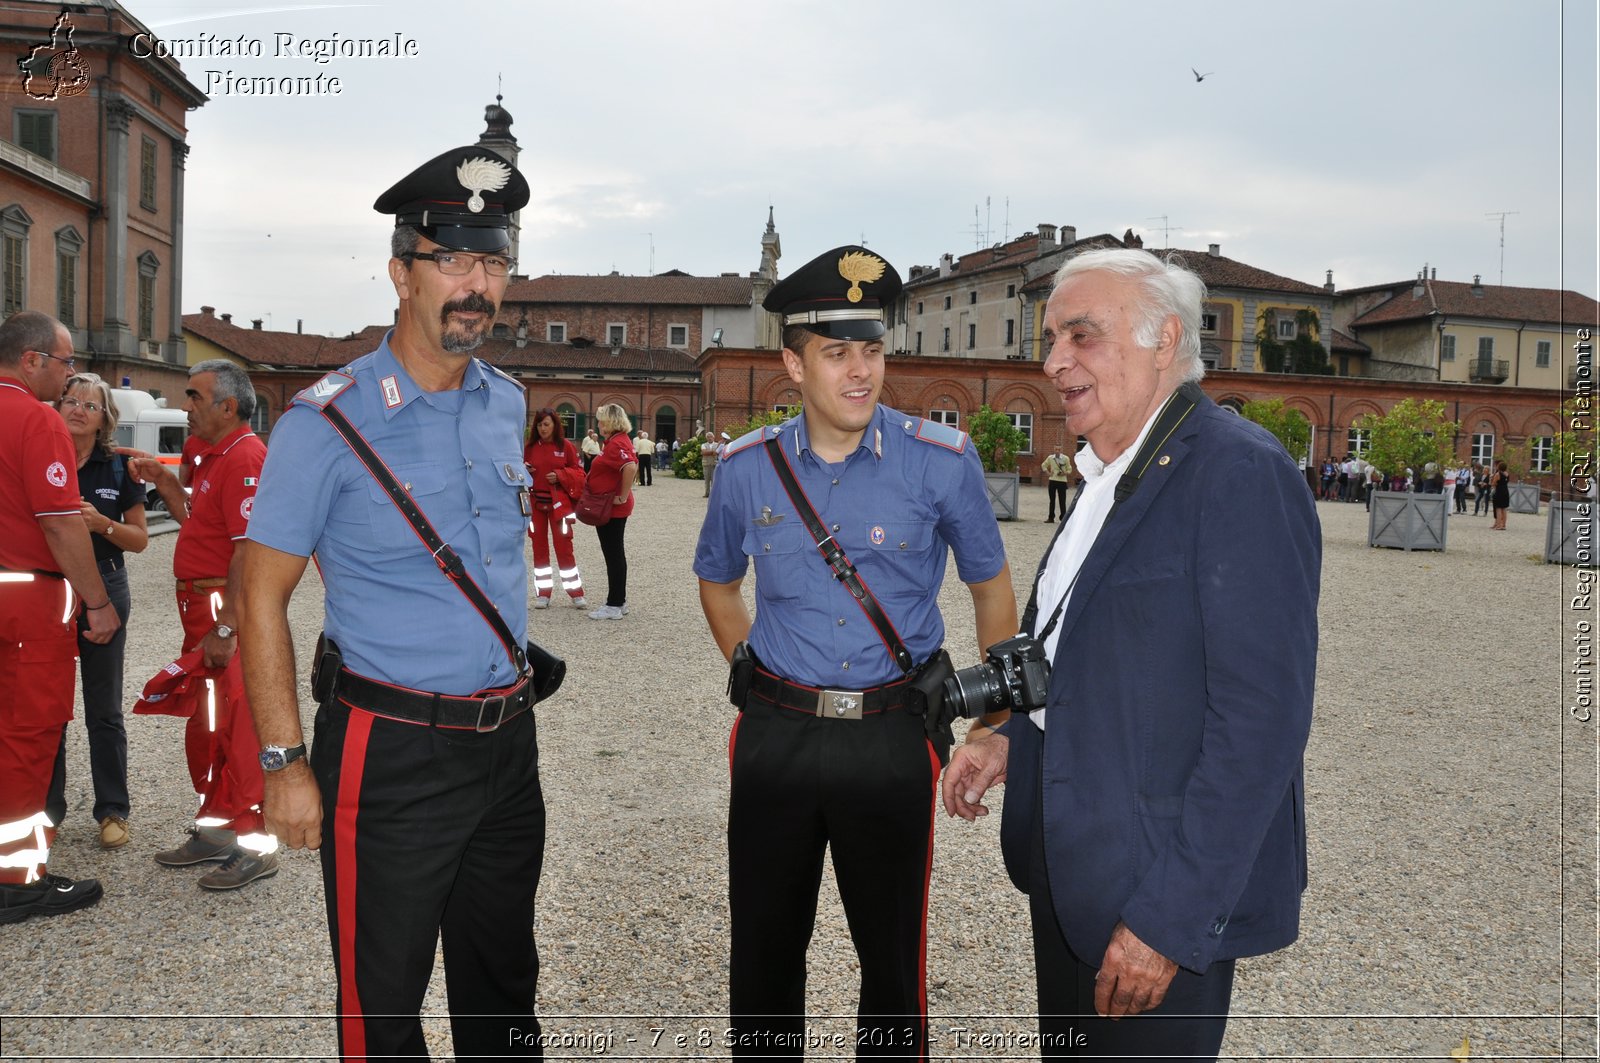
[{"x1": 131, "y1": 0, "x2": 1598, "y2": 338}]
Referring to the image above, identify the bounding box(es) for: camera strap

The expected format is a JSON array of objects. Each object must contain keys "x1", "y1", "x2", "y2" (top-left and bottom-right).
[
  {"x1": 318, "y1": 402, "x2": 529, "y2": 678},
  {"x1": 1020, "y1": 381, "x2": 1203, "y2": 642},
  {"x1": 763, "y1": 437, "x2": 916, "y2": 675}
]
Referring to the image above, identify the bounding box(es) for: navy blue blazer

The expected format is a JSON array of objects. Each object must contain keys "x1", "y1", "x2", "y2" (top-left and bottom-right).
[{"x1": 1000, "y1": 392, "x2": 1320, "y2": 975}]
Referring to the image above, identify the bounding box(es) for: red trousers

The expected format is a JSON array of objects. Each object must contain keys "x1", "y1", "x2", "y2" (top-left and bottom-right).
[
  {"x1": 528, "y1": 506, "x2": 584, "y2": 601},
  {"x1": 0, "y1": 575, "x2": 77, "y2": 883},
  {"x1": 175, "y1": 587, "x2": 264, "y2": 838}
]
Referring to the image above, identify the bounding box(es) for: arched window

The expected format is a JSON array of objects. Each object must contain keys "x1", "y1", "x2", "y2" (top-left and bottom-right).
[
  {"x1": 654, "y1": 406, "x2": 677, "y2": 446},
  {"x1": 557, "y1": 403, "x2": 578, "y2": 439}
]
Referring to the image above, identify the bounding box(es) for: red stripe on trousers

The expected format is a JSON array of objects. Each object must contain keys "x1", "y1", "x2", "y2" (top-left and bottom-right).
[
  {"x1": 918, "y1": 738, "x2": 939, "y2": 1063},
  {"x1": 335, "y1": 709, "x2": 374, "y2": 1062}
]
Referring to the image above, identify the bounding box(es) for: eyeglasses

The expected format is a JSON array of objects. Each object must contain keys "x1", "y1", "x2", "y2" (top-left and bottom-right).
[
  {"x1": 404, "y1": 251, "x2": 516, "y2": 277},
  {"x1": 59, "y1": 396, "x2": 102, "y2": 414},
  {"x1": 30, "y1": 350, "x2": 75, "y2": 370}
]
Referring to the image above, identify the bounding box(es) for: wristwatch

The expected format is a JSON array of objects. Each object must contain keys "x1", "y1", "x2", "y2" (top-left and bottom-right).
[
  {"x1": 259, "y1": 743, "x2": 307, "y2": 772},
  {"x1": 213, "y1": 623, "x2": 237, "y2": 638}
]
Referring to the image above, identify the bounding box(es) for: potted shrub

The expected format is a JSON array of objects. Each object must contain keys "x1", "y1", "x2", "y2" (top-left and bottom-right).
[
  {"x1": 967, "y1": 405, "x2": 1027, "y2": 521},
  {"x1": 1354, "y1": 399, "x2": 1459, "y2": 552},
  {"x1": 1545, "y1": 399, "x2": 1595, "y2": 564}
]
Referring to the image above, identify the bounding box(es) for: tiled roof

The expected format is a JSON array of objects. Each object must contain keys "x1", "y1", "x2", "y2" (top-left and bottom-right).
[
  {"x1": 183, "y1": 313, "x2": 699, "y2": 374},
  {"x1": 502, "y1": 273, "x2": 755, "y2": 306},
  {"x1": 1019, "y1": 242, "x2": 1321, "y2": 297},
  {"x1": 1330, "y1": 328, "x2": 1370, "y2": 353},
  {"x1": 1347, "y1": 278, "x2": 1600, "y2": 328}
]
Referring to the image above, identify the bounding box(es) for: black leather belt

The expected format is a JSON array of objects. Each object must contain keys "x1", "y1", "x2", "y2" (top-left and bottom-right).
[
  {"x1": 748, "y1": 666, "x2": 914, "y2": 720},
  {"x1": 98, "y1": 555, "x2": 124, "y2": 574},
  {"x1": 334, "y1": 667, "x2": 534, "y2": 732}
]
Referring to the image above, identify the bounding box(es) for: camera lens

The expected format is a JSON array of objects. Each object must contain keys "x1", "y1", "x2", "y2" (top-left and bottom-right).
[{"x1": 942, "y1": 663, "x2": 1008, "y2": 719}]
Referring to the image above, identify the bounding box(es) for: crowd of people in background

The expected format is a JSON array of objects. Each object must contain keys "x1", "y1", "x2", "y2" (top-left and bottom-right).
[{"x1": 1318, "y1": 453, "x2": 1516, "y2": 519}]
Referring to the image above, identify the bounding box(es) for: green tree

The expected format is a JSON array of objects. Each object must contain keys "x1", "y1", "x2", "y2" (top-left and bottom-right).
[
  {"x1": 1353, "y1": 399, "x2": 1460, "y2": 485},
  {"x1": 967, "y1": 405, "x2": 1027, "y2": 473},
  {"x1": 1240, "y1": 398, "x2": 1311, "y2": 462},
  {"x1": 675, "y1": 407, "x2": 800, "y2": 480},
  {"x1": 1500, "y1": 438, "x2": 1532, "y2": 481},
  {"x1": 1549, "y1": 398, "x2": 1597, "y2": 498}
]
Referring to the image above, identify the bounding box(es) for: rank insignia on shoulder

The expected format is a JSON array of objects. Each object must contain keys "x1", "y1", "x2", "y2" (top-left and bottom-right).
[
  {"x1": 723, "y1": 426, "x2": 770, "y2": 459},
  {"x1": 296, "y1": 371, "x2": 356, "y2": 409},
  {"x1": 911, "y1": 417, "x2": 967, "y2": 453},
  {"x1": 482, "y1": 361, "x2": 525, "y2": 390}
]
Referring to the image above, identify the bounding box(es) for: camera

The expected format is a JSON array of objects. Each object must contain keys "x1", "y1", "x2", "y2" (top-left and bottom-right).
[{"x1": 941, "y1": 634, "x2": 1051, "y2": 719}]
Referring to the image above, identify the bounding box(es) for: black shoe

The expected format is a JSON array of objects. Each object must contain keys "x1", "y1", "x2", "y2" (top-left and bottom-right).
[{"x1": 0, "y1": 873, "x2": 104, "y2": 924}]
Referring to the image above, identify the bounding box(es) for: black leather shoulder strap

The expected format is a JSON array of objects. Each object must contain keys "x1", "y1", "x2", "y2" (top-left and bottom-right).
[
  {"x1": 318, "y1": 402, "x2": 527, "y2": 677},
  {"x1": 763, "y1": 437, "x2": 915, "y2": 675}
]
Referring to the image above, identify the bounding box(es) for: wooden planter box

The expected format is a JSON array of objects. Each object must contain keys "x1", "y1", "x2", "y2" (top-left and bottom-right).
[
  {"x1": 984, "y1": 471, "x2": 1020, "y2": 522},
  {"x1": 1546, "y1": 501, "x2": 1598, "y2": 565},
  {"x1": 1368, "y1": 490, "x2": 1449, "y2": 552},
  {"x1": 1509, "y1": 482, "x2": 1541, "y2": 514}
]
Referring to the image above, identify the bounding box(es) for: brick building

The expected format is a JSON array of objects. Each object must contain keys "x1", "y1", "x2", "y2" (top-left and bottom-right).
[{"x1": 1, "y1": 0, "x2": 205, "y2": 395}]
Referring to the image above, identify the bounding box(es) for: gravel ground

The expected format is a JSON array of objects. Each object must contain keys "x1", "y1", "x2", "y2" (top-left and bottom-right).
[{"x1": 3, "y1": 475, "x2": 1593, "y2": 1061}]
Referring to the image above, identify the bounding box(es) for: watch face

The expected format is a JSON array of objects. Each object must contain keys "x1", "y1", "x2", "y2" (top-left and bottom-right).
[{"x1": 260, "y1": 748, "x2": 286, "y2": 771}]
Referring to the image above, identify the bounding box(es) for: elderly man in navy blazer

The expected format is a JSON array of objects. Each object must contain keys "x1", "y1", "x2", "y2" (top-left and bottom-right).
[{"x1": 943, "y1": 249, "x2": 1319, "y2": 1060}]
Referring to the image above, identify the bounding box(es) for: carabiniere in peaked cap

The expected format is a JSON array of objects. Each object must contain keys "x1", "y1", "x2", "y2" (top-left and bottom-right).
[
  {"x1": 763, "y1": 244, "x2": 903, "y2": 341},
  {"x1": 374, "y1": 145, "x2": 530, "y2": 252}
]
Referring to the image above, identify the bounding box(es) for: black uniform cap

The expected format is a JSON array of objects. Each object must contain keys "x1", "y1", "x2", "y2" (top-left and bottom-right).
[
  {"x1": 763, "y1": 244, "x2": 903, "y2": 341},
  {"x1": 374, "y1": 145, "x2": 530, "y2": 253}
]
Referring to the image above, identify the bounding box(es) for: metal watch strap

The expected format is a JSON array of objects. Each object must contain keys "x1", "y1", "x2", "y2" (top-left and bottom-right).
[
  {"x1": 318, "y1": 402, "x2": 528, "y2": 676},
  {"x1": 763, "y1": 437, "x2": 915, "y2": 675}
]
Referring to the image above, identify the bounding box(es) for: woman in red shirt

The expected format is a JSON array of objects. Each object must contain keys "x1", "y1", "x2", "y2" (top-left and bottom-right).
[
  {"x1": 523, "y1": 408, "x2": 587, "y2": 609},
  {"x1": 584, "y1": 403, "x2": 637, "y2": 620}
]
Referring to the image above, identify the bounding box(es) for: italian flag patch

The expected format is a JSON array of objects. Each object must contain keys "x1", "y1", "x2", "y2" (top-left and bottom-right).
[{"x1": 244, "y1": 477, "x2": 258, "y2": 486}]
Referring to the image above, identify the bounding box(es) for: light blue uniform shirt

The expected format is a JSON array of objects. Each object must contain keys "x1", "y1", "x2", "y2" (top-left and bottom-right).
[
  {"x1": 694, "y1": 404, "x2": 1005, "y2": 689},
  {"x1": 248, "y1": 333, "x2": 532, "y2": 695}
]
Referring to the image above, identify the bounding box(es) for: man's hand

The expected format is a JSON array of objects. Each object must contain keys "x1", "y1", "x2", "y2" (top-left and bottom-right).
[
  {"x1": 1093, "y1": 921, "x2": 1179, "y2": 1019},
  {"x1": 81, "y1": 600, "x2": 120, "y2": 644},
  {"x1": 201, "y1": 627, "x2": 236, "y2": 669},
  {"x1": 262, "y1": 762, "x2": 323, "y2": 850},
  {"x1": 940, "y1": 731, "x2": 1008, "y2": 820},
  {"x1": 115, "y1": 448, "x2": 169, "y2": 485}
]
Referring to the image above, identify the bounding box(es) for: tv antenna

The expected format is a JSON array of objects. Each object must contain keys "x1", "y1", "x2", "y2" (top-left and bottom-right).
[
  {"x1": 646, "y1": 232, "x2": 654, "y2": 276},
  {"x1": 1484, "y1": 211, "x2": 1518, "y2": 286},
  {"x1": 1146, "y1": 215, "x2": 1184, "y2": 248}
]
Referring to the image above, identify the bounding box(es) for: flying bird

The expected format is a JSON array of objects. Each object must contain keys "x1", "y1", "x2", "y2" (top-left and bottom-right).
[{"x1": 1191, "y1": 68, "x2": 1214, "y2": 82}]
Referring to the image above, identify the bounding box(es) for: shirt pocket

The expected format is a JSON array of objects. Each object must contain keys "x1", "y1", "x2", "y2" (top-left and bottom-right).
[
  {"x1": 854, "y1": 520, "x2": 935, "y2": 592},
  {"x1": 743, "y1": 522, "x2": 809, "y2": 601},
  {"x1": 364, "y1": 461, "x2": 448, "y2": 548}
]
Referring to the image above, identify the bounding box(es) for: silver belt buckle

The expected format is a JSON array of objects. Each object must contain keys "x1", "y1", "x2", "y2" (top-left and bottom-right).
[
  {"x1": 475, "y1": 694, "x2": 508, "y2": 733},
  {"x1": 816, "y1": 688, "x2": 864, "y2": 720}
]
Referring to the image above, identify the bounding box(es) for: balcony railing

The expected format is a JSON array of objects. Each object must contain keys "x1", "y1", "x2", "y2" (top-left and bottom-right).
[{"x1": 1469, "y1": 357, "x2": 1510, "y2": 383}]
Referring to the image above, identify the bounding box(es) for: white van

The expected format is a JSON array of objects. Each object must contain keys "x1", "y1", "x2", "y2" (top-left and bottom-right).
[{"x1": 108, "y1": 388, "x2": 189, "y2": 515}]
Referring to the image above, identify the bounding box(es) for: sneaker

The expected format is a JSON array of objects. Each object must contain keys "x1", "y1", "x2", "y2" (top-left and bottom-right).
[
  {"x1": 98, "y1": 815, "x2": 130, "y2": 850},
  {"x1": 0, "y1": 873, "x2": 104, "y2": 924},
  {"x1": 197, "y1": 848, "x2": 280, "y2": 891},
  {"x1": 570, "y1": 596, "x2": 588, "y2": 608},
  {"x1": 153, "y1": 826, "x2": 236, "y2": 867},
  {"x1": 533, "y1": 597, "x2": 550, "y2": 610},
  {"x1": 586, "y1": 605, "x2": 625, "y2": 620}
]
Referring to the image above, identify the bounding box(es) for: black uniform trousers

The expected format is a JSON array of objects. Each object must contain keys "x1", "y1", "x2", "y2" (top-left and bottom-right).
[
  {"x1": 1046, "y1": 480, "x2": 1069, "y2": 522},
  {"x1": 312, "y1": 696, "x2": 545, "y2": 1063},
  {"x1": 727, "y1": 693, "x2": 944, "y2": 1060},
  {"x1": 1027, "y1": 790, "x2": 1234, "y2": 1060}
]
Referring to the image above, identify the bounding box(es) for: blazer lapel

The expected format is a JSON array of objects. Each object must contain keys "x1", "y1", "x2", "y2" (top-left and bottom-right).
[{"x1": 1051, "y1": 416, "x2": 1201, "y2": 648}]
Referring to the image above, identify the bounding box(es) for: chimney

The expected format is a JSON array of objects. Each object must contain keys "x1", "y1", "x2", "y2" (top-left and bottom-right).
[
  {"x1": 1038, "y1": 223, "x2": 1057, "y2": 251},
  {"x1": 1471, "y1": 274, "x2": 1484, "y2": 297},
  {"x1": 220, "y1": 313, "x2": 232, "y2": 323},
  {"x1": 296, "y1": 319, "x2": 303, "y2": 334},
  {"x1": 1431, "y1": 267, "x2": 1437, "y2": 280},
  {"x1": 938, "y1": 253, "x2": 953, "y2": 278},
  {"x1": 1208, "y1": 243, "x2": 1220, "y2": 257},
  {"x1": 1412, "y1": 271, "x2": 1425, "y2": 299},
  {"x1": 200, "y1": 305, "x2": 215, "y2": 317},
  {"x1": 1060, "y1": 225, "x2": 1076, "y2": 244},
  {"x1": 251, "y1": 319, "x2": 263, "y2": 330},
  {"x1": 1324, "y1": 270, "x2": 1335, "y2": 293}
]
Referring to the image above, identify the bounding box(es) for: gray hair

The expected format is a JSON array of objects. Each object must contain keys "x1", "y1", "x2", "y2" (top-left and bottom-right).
[
  {"x1": 0, "y1": 310, "x2": 65, "y2": 368},
  {"x1": 59, "y1": 372, "x2": 119, "y2": 448},
  {"x1": 1052, "y1": 249, "x2": 1207, "y2": 384},
  {"x1": 191, "y1": 359, "x2": 256, "y2": 421},
  {"x1": 391, "y1": 226, "x2": 421, "y2": 263}
]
